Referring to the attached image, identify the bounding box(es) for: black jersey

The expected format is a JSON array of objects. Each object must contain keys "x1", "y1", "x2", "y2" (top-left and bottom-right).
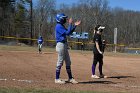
[{"x1": 93, "y1": 34, "x2": 102, "y2": 54}]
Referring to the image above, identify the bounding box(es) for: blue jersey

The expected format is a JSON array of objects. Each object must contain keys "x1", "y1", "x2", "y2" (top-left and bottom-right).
[
  {"x1": 55, "y1": 23, "x2": 76, "y2": 43},
  {"x1": 37, "y1": 37, "x2": 43, "y2": 44}
]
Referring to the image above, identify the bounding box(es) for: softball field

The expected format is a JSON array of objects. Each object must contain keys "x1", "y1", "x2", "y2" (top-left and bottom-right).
[{"x1": 0, "y1": 45, "x2": 140, "y2": 93}]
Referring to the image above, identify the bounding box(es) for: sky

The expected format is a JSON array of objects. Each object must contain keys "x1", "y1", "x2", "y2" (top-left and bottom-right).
[{"x1": 56, "y1": 0, "x2": 140, "y2": 12}]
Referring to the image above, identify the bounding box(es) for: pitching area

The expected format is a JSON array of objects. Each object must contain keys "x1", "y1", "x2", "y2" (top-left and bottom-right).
[{"x1": 0, "y1": 45, "x2": 140, "y2": 93}]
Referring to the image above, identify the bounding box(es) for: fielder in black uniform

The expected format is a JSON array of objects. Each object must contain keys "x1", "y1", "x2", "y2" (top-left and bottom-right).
[{"x1": 91, "y1": 25, "x2": 107, "y2": 79}]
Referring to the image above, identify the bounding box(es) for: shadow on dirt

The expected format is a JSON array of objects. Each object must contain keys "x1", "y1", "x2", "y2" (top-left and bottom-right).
[
  {"x1": 43, "y1": 52, "x2": 55, "y2": 54},
  {"x1": 108, "y1": 76, "x2": 135, "y2": 79},
  {"x1": 79, "y1": 80, "x2": 117, "y2": 84}
]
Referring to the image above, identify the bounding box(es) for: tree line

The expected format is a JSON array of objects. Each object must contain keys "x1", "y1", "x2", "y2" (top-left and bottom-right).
[{"x1": 0, "y1": 0, "x2": 140, "y2": 47}]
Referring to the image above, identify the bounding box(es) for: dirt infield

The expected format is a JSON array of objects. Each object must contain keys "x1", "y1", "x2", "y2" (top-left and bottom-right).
[{"x1": 0, "y1": 48, "x2": 140, "y2": 93}]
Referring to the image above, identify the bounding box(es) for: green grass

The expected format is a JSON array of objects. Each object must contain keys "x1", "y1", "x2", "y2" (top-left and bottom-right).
[
  {"x1": 0, "y1": 88, "x2": 85, "y2": 93},
  {"x1": 0, "y1": 45, "x2": 139, "y2": 58},
  {"x1": 0, "y1": 45, "x2": 55, "y2": 52},
  {"x1": 104, "y1": 51, "x2": 140, "y2": 57},
  {"x1": 0, "y1": 87, "x2": 126, "y2": 93},
  {"x1": 69, "y1": 49, "x2": 140, "y2": 57}
]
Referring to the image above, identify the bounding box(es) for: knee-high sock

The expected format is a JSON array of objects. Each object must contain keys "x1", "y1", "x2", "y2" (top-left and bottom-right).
[
  {"x1": 66, "y1": 66, "x2": 73, "y2": 79},
  {"x1": 99, "y1": 64, "x2": 103, "y2": 75},
  {"x1": 56, "y1": 66, "x2": 61, "y2": 79},
  {"x1": 92, "y1": 64, "x2": 96, "y2": 75}
]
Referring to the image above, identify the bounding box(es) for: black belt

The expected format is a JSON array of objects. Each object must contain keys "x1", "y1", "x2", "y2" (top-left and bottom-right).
[{"x1": 57, "y1": 41, "x2": 66, "y2": 43}]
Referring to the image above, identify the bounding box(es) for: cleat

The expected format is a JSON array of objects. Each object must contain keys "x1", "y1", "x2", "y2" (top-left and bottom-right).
[
  {"x1": 99, "y1": 74, "x2": 108, "y2": 78},
  {"x1": 68, "y1": 78, "x2": 78, "y2": 84},
  {"x1": 55, "y1": 79, "x2": 66, "y2": 84},
  {"x1": 91, "y1": 75, "x2": 100, "y2": 79}
]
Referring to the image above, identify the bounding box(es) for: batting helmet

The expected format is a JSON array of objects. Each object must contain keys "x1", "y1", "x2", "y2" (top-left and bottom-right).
[
  {"x1": 39, "y1": 36, "x2": 42, "y2": 38},
  {"x1": 56, "y1": 13, "x2": 68, "y2": 24}
]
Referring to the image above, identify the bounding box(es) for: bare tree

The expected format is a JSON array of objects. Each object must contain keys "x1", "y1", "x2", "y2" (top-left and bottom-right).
[{"x1": 34, "y1": 0, "x2": 56, "y2": 40}]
